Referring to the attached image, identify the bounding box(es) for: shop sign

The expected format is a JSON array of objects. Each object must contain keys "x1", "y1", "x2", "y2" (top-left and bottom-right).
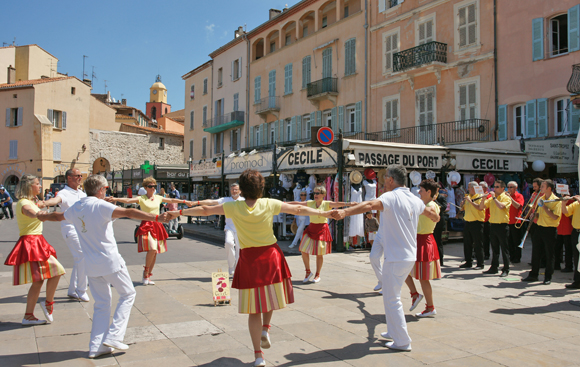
[
  {"x1": 278, "y1": 147, "x2": 337, "y2": 171},
  {"x1": 156, "y1": 169, "x2": 189, "y2": 179},
  {"x1": 525, "y1": 138, "x2": 578, "y2": 164},
  {"x1": 354, "y1": 149, "x2": 442, "y2": 169},
  {"x1": 225, "y1": 151, "x2": 273, "y2": 174},
  {"x1": 455, "y1": 154, "x2": 524, "y2": 172},
  {"x1": 113, "y1": 172, "x2": 122, "y2": 179},
  {"x1": 190, "y1": 160, "x2": 221, "y2": 177},
  {"x1": 132, "y1": 170, "x2": 142, "y2": 178}
]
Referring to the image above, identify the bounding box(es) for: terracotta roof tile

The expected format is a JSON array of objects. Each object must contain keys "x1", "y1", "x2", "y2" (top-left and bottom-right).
[
  {"x1": 121, "y1": 123, "x2": 184, "y2": 137},
  {"x1": 0, "y1": 76, "x2": 76, "y2": 90}
]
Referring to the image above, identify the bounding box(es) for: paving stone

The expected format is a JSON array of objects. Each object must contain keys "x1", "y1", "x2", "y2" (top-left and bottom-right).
[{"x1": 156, "y1": 320, "x2": 222, "y2": 339}]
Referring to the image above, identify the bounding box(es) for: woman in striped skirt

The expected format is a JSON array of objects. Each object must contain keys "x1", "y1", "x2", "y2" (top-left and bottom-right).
[
  {"x1": 168, "y1": 169, "x2": 329, "y2": 367},
  {"x1": 4, "y1": 174, "x2": 65, "y2": 325},
  {"x1": 405, "y1": 179, "x2": 441, "y2": 318}
]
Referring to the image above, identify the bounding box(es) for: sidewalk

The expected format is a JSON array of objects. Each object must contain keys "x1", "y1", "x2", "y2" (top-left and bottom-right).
[{"x1": 2, "y1": 240, "x2": 580, "y2": 366}]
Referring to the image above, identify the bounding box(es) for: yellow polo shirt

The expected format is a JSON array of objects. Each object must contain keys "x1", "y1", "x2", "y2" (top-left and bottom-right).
[
  {"x1": 223, "y1": 198, "x2": 282, "y2": 249},
  {"x1": 16, "y1": 199, "x2": 43, "y2": 236},
  {"x1": 463, "y1": 194, "x2": 485, "y2": 222},
  {"x1": 566, "y1": 201, "x2": 580, "y2": 229},
  {"x1": 417, "y1": 201, "x2": 440, "y2": 234},
  {"x1": 537, "y1": 193, "x2": 561, "y2": 228},
  {"x1": 484, "y1": 192, "x2": 511, "y2": 224}
]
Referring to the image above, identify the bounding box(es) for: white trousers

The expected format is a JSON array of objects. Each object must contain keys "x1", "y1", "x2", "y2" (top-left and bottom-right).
[
  {"x1": 168, "y1": 218, "x2": 179, "y2": 232},
  {"x1": 88, "y1": 266, "x2": 136, "y2": 353},
  {"x1": 291, "y1": 222, "x2": 307, "y2": 247},
  {"x1": 61, "y1": 226, "x2": 88, "y2": 294},
  {"x1": 369, "y1": 241, "x2": 384, "y2": 288},
  {"x1": 225, "y1": 229, "x2": 240, "y2": 275},
  {"x1": 382, "y1": 261, "x2": 415, "y2": 347}
]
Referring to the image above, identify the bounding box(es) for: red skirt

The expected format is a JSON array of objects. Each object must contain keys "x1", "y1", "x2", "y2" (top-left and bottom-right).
[
  {"x1": 416, "y1": 233, "x2": 439, "y2": 262},
  {"x1": 232, "y1": 243, "x2": 292, "y2": 289},
  {"x1": 302, "y1": 223, "x2": 333, "y2": 242},
  {"x1": 136, "y1": 221, "x2": 168, "y2": 241},
  {"x1": 4, "y1": 235, "x2": 57, "y2": 266}
]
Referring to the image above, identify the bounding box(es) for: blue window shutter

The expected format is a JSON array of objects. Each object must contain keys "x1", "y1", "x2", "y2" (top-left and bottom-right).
[
  {"x1": 288, "y1": 63, "x2": 292, "y2": 94},
  {"x1": 250, "y1": 126, "x2": 254, "y2": 146},
  {"x1": 17, "y1": 107, "x2": 23, "y2": 127},
  {"x1": 570, "y1": 104, "x2": 580, "y2": 133},
  {"x1": 355, "y1": 101, "x2": 362, "y2": 132},
  {"x1": 331, "y1": 107, "x2": 337, "y2": 133},
  {"x1": 291, "y1": 116, "x2": 297, "y2": 141},
  {"x1": 5, "y1": 108, "x2": 10, "y2": 127},
  {"x1": 532, "y1": 18, "x2": 544, "y2": 61},
  {"x1": 254, "y1": 76, "x2": 261, "y2": 102},
  {"x1": 296, "y1": 115, "x2": 302, "y2": 140},
  {"x1": 569, "y1": 5, "x2": 580, "y2": 52},
  {"x1": 316, "y1": 111, "x2": 322, "y2": 127},
  {"x1": 536, "y1": 98, "x2": 548, "y2": 137},
  {"x1": 338, "y1": 106, "x2": 344, "y2": 133},
  {"x1": 497, "y1": 104, "x2": 507, "y2": 141},
  {"x1": 274, "y1": 120, "x2": 279, "y2": 143},
  {"x1": 526, "y1": 99, "x2": 537, "y2": 138}
]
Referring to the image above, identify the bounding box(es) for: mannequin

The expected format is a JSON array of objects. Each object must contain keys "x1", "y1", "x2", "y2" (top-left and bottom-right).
[
  {"x1": 293, "y1": 184, "x2": 302, "y2": 202},
  {"x1": 349, "y1": 183, "x2": 364, "y2": 244},
  {"x1": 363, "y1": 178, "x2": 377, "y2": 213}
]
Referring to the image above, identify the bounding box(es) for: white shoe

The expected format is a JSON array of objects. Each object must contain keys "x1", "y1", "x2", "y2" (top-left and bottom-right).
[
  {"x1": 312, "y1": 276, "x2": 321, "y2": 283},
  {"x1": 67, "y1": 292, "x2": 80, "y2": 300},
  {"x1": 21, "y1": 317, "x2": 47, "y2": 326},
  {"x1": 374, "y1": 283, "x2": 382, "y2": 291},
  {"x1": 380, "y1": 332, "x2": 392, "y2": 339},
  {"x1": 379, "y1": 290, "x2": 383, "y2": 295},
  {"x1": 103, "y1": 339, "x2": 129, "y2": 350},
  {"x1": 77, "y1": 291, "x2": 90, "y2": 302},
  {"x1": 261, "y1": 330, "x2": 271, "y2": 349},
  {"x1": 142, "y1": 277, "x2": 149, "y2": 286},
  {"x1": 88, "y1": 345, "x2": 114, "y2": 359},
  {"x1": 416, "y1": 307, "x2": 437, "y2": 318},
  {"x1": 288, "y1": 244, "x2": 296, "y2": 248},
  {"x1": 409, "y1": 294, "x2": 424, "y2": 311},
  {"x1": 40, "y1": 301, "x2": 54, "y2": 323},
  {"x1": 303, "y1": 272, "x2": 314, "y2": 283},
  {"x1": 254, "y1": 353, "x2": 266, "y2": 367},
  {"x1": 147, "y1": 278, "x2": 155, "y2": 285},
  {"x1": 385, "y1": 341, "x2": 411, "y2": 351}
]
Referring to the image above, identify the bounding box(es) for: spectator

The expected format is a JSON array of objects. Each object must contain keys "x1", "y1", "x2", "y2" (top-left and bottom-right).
[{"x1": 0, "y1": 186, "x2": 14, "y2": 219}]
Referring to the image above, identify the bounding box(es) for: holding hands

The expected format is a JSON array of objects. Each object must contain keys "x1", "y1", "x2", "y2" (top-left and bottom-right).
[
  {"x1": 330, "y1": 209, "x2": 346, "y2": 220},
  {"x1": 157, "y1": 212, "x2": 171, "y2": 223}
]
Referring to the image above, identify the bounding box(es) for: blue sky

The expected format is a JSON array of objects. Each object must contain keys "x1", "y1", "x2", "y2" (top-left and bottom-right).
[{"x1": 2, "y1": 0, "x2": 300, "y2": 111}]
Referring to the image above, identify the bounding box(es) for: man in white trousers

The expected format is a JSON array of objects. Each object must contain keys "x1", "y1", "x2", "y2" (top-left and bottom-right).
[
  {"x1": 332, "y1": 165, "x2": 439, "y2": 351},
  {"x1": 39, "y1": 175, "x2": 169, "y2": 358},
  {"x1": 369, "y1": 231, "x2": 384, "y2": 293},
  {"x1": 42, "y1": 168, "x2": 89, "y2": 301},
  {"x1": 196, "y1": 183, "x2": 244, "y2": 275}
]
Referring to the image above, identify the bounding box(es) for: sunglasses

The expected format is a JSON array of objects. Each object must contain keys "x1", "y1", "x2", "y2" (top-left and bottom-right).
[
  {"x1": 71, "y1": 175, "x2": 82, "y2": 178},
  {"x1": 146, "y1": 185, "x2": 156, "y2": 188},
  {"x1": 507, "y1": 186, "x2": 516, "y2": 188},
  {"x1": 313, "y1": 192, "x2": 322, "y2": 195},
  {"x1": 300, "y1": 194, "x2": 307, "y2": 196}
]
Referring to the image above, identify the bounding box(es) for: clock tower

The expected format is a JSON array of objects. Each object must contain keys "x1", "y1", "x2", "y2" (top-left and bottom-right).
[{"x1": 146, "y1": 75, "x2": 171, "y2": 121}]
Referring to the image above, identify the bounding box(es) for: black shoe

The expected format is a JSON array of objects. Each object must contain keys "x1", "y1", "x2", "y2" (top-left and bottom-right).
[
  {"x1": 512, "y1": 260, "x2": 521, "y2": 264},
  {"x1": 522, "y1": 276, "x2": 539, "y2": 282},
  {"x1": 565, "y1": 282, "x2": 580, "y2": 289},
  {"x1": 561, "y1": 268, "x2": 574, "y2": 273},
  {"x1": 483, "y1": 268, "x2": 498, "y2": 274},
  {"x1": 500, "y1": 270, "x2": 509, "y2": 277},
  {"x1": 543, "y1": 279, "x2": 552, "y2": 285},
  {"x1": 459, "y1": 263, "x2": 473, "y2": 269},
  {"x1": 554, "y1": 266, "x2": 562, "y2": 271},
  {"x1": 484, "y1": 255, "x2": 490, "y2": 260},
  {"x1": 474, "y1": 265, "x2": 484, "y2": 270}
]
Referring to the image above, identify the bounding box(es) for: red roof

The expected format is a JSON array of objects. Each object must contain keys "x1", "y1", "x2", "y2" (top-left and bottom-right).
[{"x1": 0, "y1": 76, "x2": 77, "y2": 90}]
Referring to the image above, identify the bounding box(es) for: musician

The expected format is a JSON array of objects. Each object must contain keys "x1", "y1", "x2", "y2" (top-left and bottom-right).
[
  {"x1": 479, "y1": 182, "x2": 492, "y2": 260},
  {"x1": 528, "y1": 178, "x2": 544, "y2": 266},
  {"x1": 460, "y1": 182, "x2": 485, "y2": 269},
  {"x1": 522, "y1": 179, "x2": 562, "y2": 285},
  {"x1": 562, "y1": 195, "x2": 580, "y2": 289},
  {"x1": 505, "y1": 181, "x2": 524, "y2": 264},
  {"x1": 556, "y1": 199, "x2": 574, "y2": 272}
]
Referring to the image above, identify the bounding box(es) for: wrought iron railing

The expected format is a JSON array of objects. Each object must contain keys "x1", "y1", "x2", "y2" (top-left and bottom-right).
[
  {"x1": 207, "y1": 111, "x2": 245, "y2": 127},
  {"x1": 254, "y1": 97, "x2": 281, "y2": 114},
  {"x1": 393, "y1": 41, "x2": 447, "y2": 73},
  {"x1": 567, "y1": 64, "x2": 580, "y2": 94},
  {"x1": 307, "y1": 77, "x2": 338, "y2": 98},
  {"x1": 348, "y1": 119, "x2": 490, "y2": 145}
]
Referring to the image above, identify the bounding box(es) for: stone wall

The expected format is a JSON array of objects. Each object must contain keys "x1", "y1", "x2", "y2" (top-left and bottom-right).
[{"x1": 90, "y1": 129, "x2": 184, "y2": 172}]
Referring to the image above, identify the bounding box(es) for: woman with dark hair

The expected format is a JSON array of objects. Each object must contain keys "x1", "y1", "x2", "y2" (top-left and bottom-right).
[
  {"x1": 404, "y1": 179, "x2": 441, "y2": 318},
  {"x1": 167, "y1": 169, "x2": 330, "y2": 367}
]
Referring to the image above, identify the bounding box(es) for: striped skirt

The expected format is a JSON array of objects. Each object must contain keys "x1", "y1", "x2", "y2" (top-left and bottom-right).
[
  {"x1": 13, "y1": 255, "x2": 65, "y2": 286},
  {"x1": 410, "y1": 260, "x2": 441, "y2": 281},
  {"x1": 138, "y1": 233, "x2": 167, "y2": 253},
  {"x1": 299, "y1": 235, "x2": 332, "y2": 256},
  {"x1": 238, "y1": 278, "x2": 294, "y2": 314}
]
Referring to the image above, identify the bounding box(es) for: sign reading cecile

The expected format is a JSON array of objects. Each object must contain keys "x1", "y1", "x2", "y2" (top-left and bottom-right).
[
  {"x1": 278, "y1": 147, "x2": 337, "y2": 171},
  {"x1": 454, "y1": 152, "x2": 524, "y2": 172},
  {"x1": 354, "y1": 149, "x2": 442, "y2": 169}
]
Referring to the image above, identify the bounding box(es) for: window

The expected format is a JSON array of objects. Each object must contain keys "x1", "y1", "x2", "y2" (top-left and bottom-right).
[
  {"x1": 159, "y1": 137, "x2": 165, "y2": 150},
  {"x1": 270, "y1": 123, "x2": 275, "y2": 144},
  {"x1": 233, "y1": 59, "x2": 240, "y2": 80},
  {"x1": 214, "y1": 133, "x2": 223, "y2": 154},
  {"x1": 416, "y1": 87, "x2": 436, "y2": 144},
  {"x1": 9, "y1": 140, "x2": 17, "y2": 159},
  {"x1": 190, "y1": 110, "x2": 194, "y2": 130},
  {"x1": 53, "y1": 142, "x2": 61, "y2": 161},
  {"x1": 513, "y1": 104, "x2": 526, "y2": 138},
  {"x1": 48, "y1": 109, "x2": 66, "y2": 129},
  {"x1": 285, "y1": 34, "x2": 291, "y2": 46},
  {"x1": 418, "y1": 19, "x2": 434, "y2": 45},
  {"x1": 203, "y1": 106, "x2": 207, "y2": 126},
  {"x1": 165, "y1": 108, "x2": 167, "y2": 115},
  {"x1": 254, "y1": 76, "x2": 261, "y2": 103},
  {"x1": 383, "y1": 30, "x2": 399, "y2": 73},
  {"x1": 255, "y1": 125, "x2": 260, "y2": 145},
  {"x1": 322, "y1": 17, "x2": 328, "y2": 28},
  {"x1": 218, "y1": 68, "x2": 223, "y2": 87},
  {"x1": 344, "y1": 6, "x2": 349, "y2": 18},
  {"x1": 302, "y1": 56, "x2": 311, "y2": 89},
  {"x1": 285, "y1": 119, "x2": 292, "y2": 142},
  {"x1": 189, "y1": 140, "x2": 194, "y2": 159},
  {"x1": 345, "y1": 38, "x2": 356, "y2": 76},
  {"x1": 551, "y1": 14, "x2": 569, "y2": 56},
  {"x1": 231, "y1": 129, "x2": 240, "y2": 151},
  {"x1": 190, "y1": 85, "x2": 195, "y2": 100},
  {"x1": 555, "y1": 98, "x2": 571, "y2": 135},
  {"x1": 346, "y1": 106, "x2": 356, "y2": 133},
  {"x1": 202, "y1": 137, "x2": 207, "y2": 157},
  {"x1": 322, "y1": 47, "x2": 332, "y2": 78},
  {"x1": 322, "y1": 110, "x2": 331, "y2": 128},
  {"x1": 458, "y1": 82, "x2": 477, "y2": 120},
  {"x1": 303, "y1": 114, "x2": 311, "y2": 139},
  {"x1": 203, "y1": 78, "x2": 208, "y2": 94},
  {"x1": 5, "y1": 107, "x2": 22, "y2": 127},
  {"x1": 284, "y1": 63, "x2": 293, "y2": 95},
  {"x1": 389, "y1": 0, "x2": 401, "y2": 8},
  {"x1": 383, "y1": 97, "x2": 399, "y2": 132},
  {"x1": 151, "y1": 106, "x2": 157, "y2": 120},
  {"x1": 303, "y1": 26, "x2": 308, "y2": 37},
  {"x1": 71, "y1": 87, "x2": 76, "y2": 95},
  {"x1": 458, "y1": 2, "x2": 477, "y2": 48},
  {"x1": 270, "y1": 42, "x2": 276, "y2": 53},
  {"x1": 233, "y1": 93, "x2": 239, "y2": 112}
]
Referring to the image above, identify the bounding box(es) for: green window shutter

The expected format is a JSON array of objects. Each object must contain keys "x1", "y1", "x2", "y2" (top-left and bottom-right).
[
  {"x1": 316, "y1": 111, "x2": 322, "y2": 126},
  {"x1": 345, "y1": 39, "x2": 356, "y2": 76},
  {"x1": 526, "y1": 99, "x2": 537, "y2": 138},
  {"x1": 274, "y1": 120, "x2": 279, "y2": 143},
  {"x1": 302, "y1": 56, "x2": 311, "y2": 89},
  {"x1": 331, "y1": 107, "x2": 337, "y2": 133},
  {"x1": 355, "y1": 101, "x2": 362, "y2": 132},
  {"x1": 296, "y1": 115, "x2": 302, "y2": 140},
  {"x1": 291, "y1": 116, "x2": 297, "y2": 141},
  {"x1": 309, "y1": 112, "x2": 315, "y2": 138},
  {"x1": 5, "y1": 108, "x2": 9, "y2": 127},
  {"x1": 497, "y1": 104, "x2": 507, "y2": 141},
  {"x1": 532, "y1": 18, "x2": 544, "y2": 61},
  {"x1": 338, "y1": 106, "x2": 344, "y2": 133},
  {"x1": 569, "y1": 104, "x2": 580, "y2": 133},
  {"x1": 378, "y1": 0, "x2": 386, "y2": 13},
  {"x1": 17, "y1": 107, "x2": 23, "y2": 126},
  {"x1": 249, "y1": 126, "x2": 254, "y2": 147},
  {"x1": 537, "y1": 98, "x2": 548, "y2": 137},
  {"x1": 569, "y1": 5, "x2": 580, "y2": 52},
  {"x1": 254, "y1": 76, "x2": 261, "y2": 102}
]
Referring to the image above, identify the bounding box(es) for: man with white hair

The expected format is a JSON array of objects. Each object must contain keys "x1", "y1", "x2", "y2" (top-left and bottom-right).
[
  {"x1": 505, "y1": 181, "x2": 524, "y2": 264},
  {"x1": 460, "y1": 181, "x2": 485, "y2": 269}
]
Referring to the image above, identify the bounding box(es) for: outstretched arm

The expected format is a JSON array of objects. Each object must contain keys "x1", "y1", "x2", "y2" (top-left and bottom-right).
[
  {"x1": 161, "y1": 197, "x2": 195, "y2": 207},
  {"x1": 167, "y1": 204, "x2": 225, "y2": 220},
  {"x1": 37, "y1": 211, "x2": 66, "y2": 222},
  {"x1": 328, "y1": 201, "x2": 357, "y2": 209},
  {"x1": 112, "y1": 208, "x2": 169, "y2": 222},
  {"x1": 107, "y1": 197, "x2": 140, "y2": 204},
  {"x1": 285, "y1": 201, "x2": 309, "y2": 206},
  {"x1": 331, "y1": 200, "x2": 384, "y2": 220},
  {"x1": 280, "y1": 202, "x2": 331, "y2": 217},
  {"x1": 41, "y1": 196, "x2": 62, "y2": 207}
]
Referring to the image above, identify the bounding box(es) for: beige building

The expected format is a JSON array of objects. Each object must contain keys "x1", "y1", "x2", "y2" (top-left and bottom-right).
[{"x1": 0, "y1": 44, "x2": 60, "y2": 84}]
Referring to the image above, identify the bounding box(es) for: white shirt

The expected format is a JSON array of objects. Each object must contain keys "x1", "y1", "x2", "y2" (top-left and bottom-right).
[
  {"x1": 217, "y1": 196, "x2": 245, "y2": 232},
  {"x1": 377, "y1": 187, "x2": 426, "y2": 262},
  {"x1": 57, "y1": 185, "x2": 87, "y2": 230},
  {"x1": 64, "y1": 197, "x2": 126, "y2": 277}
]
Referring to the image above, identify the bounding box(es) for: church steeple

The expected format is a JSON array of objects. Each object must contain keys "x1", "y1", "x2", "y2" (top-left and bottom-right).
[{"x1": 149, "y1": 75, "x2": 167, "y2": 103}]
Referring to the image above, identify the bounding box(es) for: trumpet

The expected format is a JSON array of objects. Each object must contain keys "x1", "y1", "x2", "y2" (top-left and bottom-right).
[
  {"x1": 537, "y1": 197, "x2": 570, "y2": 207},
  {"x1": 514, "y1": 192, "x2": 540, "y2": 229}
]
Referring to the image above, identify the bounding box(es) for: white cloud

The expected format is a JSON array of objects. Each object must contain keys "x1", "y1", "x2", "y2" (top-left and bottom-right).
[{"x1": 205, "y1": 23, "x2": 215, "y2": 41}]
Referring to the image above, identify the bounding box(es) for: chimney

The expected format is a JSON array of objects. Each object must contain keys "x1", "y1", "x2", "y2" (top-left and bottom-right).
[
  {"x1": 106, "y1": 91, "x2": 112, "y2": 103},
  {"x1": 121, "y1": 98, "x2": 127, "y2": 105},
  {"x1": 83, "y1": 79, "x2": 92, "y2": 87},
  {"x1": 234, "y1": 26, "x2": 245, "y2": 38},
  {"x1": 7, "y1": 65, "x2": 15, "y2": 84},
  {"x1": 269, "y1": 9, "x2": 282, "y2": 19}
]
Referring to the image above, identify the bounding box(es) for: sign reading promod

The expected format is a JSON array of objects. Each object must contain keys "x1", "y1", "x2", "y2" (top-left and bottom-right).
[
  {"x1": 224, "y1": 151, "x2": 273, "y2": 174},
  {"x1": 354, "y1": 149, "x2": 442, "y2": 169},
  {"x1": 278, "y1": 147, "x2": 337, "y2": 171}
]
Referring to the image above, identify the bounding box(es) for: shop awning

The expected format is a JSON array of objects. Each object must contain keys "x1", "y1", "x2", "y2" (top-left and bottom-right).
[
  {"x1": 449, "y1": 147, "x2": 527, "y2": 172},
  {"x1": 203, "y1": 119, "x2": 244, "y2": 134},
  {"x1": 226, "y1": 171, "x2": 271, "y2": 179}
]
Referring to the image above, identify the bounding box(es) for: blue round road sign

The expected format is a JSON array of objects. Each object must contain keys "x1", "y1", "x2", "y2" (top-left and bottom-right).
[{"x1": 317, "y1": 127, "x2": 334, "y2": 146}]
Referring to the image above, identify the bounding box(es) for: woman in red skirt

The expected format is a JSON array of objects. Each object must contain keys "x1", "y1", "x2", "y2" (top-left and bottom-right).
[
  {"x1": 4, "y1": 174, "x2": 65, "y2": 325},
  {"x1": 405, "y1": 179, "x2": 441, "y2": 317},
  {"x1": 167, "y1": 169, "x2": 329, "y2": 367}
]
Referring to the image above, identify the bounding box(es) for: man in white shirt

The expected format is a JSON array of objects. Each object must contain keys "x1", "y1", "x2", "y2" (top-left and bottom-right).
[
  {"x1": 196, "y1": 183, "x2": 244, "y2": 275},
  {"x1": 42, "y1": 168, "x2": 89, "y2": 301},
  {"x1": 332, "y1": 165, "x2": 439, "y2": 351},
  {"x1": 39, "y1": 175, "x2": 169, "y2": 359}
]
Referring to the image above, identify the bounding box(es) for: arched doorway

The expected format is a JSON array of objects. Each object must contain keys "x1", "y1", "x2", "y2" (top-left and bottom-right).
[
  {"x1": 4, "y1": 175, "x2": 19, "y2": 198},
  {"x1": 92, "y1": 157, "x2": 110, "y2": 174}
]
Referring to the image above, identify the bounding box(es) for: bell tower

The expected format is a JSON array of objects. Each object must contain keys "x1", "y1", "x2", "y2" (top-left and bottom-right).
[{"x1": 146, "y1": 75, "x2": 171, "y2": 122}]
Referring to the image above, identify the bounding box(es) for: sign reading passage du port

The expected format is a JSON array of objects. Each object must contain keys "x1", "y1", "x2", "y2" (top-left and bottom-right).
[{"x1": 317, "y1": 127, "x2": 334, "y2": 146}]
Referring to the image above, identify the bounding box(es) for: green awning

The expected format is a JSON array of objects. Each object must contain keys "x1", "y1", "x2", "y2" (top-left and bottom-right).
[{"x1": 203, "y1": 119, "x2": 244, "y2": 133}]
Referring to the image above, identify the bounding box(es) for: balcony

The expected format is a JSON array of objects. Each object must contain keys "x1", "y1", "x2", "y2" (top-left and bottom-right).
[
  {"x1": 349, "y1": 119, "x2": 490, "y2": 146},
  {"x1": 203, "y1": 111, "x2": 245, "y2": 134},
  {"x1": 393, "y1": 41, "x2": 447, "y2": 74},
  {"x1": 255, "y1": 96, "x2": 281, "y2": 120},
  {"x1": 307, "y1": 77, "x2": 338, "y2": 107}
]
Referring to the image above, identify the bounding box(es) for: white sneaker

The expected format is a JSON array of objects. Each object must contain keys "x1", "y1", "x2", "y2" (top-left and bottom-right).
[
  {"x1": 312, "y1": 276, "x2": 321, "y2": 283},
  {"x1": 103, "y1": 339, "x2": 129, "y2": 350},
  {"x1": 88, "y1": 345, "x2": 114, "y2": 359},
  {"x1": 385, "y1": 341, "x2": 411, "y2": 351},
  {"x1": 288, "y1": 244, "x2": 296, "y2": 248},
  {"x1": 67, "y1": 292, "x2": 80, "y2": 300},
  {"x1": 147, "y1": 279, "x2": 155, "y2": 285},
  {"x1": 373, "y1": 283, "x2": 382, "y2": 292},
  {"x1": 380, "y1": 332, "x2": 393, "y2": 339},
  {"x1": 254, "y1": 356, "x2": 266, "y2": 367},
  {"x1": 261, "y1": 330, "x2": 271, "y2": 349},
  {"x1": 409, "y1": 294, "x2": 424, "y2": 311},
  {"x1": 303, "y1": 272, "x2": 314, "y2": 283},
  {"x1": 142, "y1": 277, "x2": 149, "y2": 286},
  {"x1": 416, "y1": 307, "x2": 437, "y2": 318},
  {"x1": 21, "y1": 317, "x2": 47, "y2": 326},
  {"x1": 77, "y1": 291, "x2": 90, "y2": 302},
  {"x1": 39, "y1": 301, "x2": 54, "y2": 323}
]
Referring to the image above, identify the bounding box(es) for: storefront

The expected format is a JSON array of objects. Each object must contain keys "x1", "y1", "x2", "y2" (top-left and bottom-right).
[{"x1": 189, "y1": 159, "x2": 222, "y2": 200}]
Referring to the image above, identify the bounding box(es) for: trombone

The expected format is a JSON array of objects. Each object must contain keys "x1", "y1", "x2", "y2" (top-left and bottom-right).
[
  {"x1": 537, "y1": 197, "x2": 570, "y2": 207},
  {"x1": 514, "y1": 192, "x2": 540, "y2": 229}
]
